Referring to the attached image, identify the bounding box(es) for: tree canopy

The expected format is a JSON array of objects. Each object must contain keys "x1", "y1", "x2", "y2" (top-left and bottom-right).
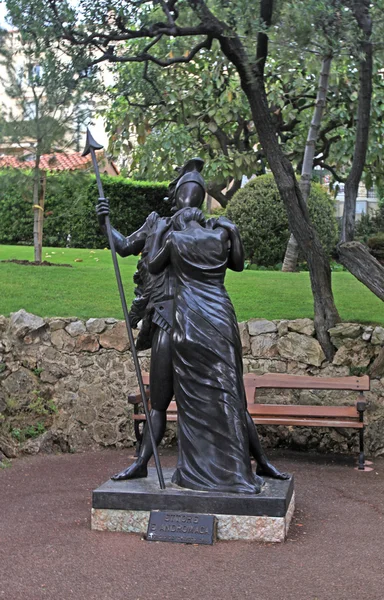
[{"x1": 3, "y1": 0, "x2": 384, "y2": 358}]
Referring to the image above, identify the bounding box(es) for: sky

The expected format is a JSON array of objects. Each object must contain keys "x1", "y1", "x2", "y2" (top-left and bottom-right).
[{"x1": 0, "y1": 3, "x2": 11, "y2": 29}]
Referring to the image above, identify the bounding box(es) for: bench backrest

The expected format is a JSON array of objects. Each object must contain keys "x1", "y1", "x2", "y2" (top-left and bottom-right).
[
  {"x1": 243, "y1": 373, "x2": 370, "y2": 390},
  {"x1": 243, "y1": 373, "x2": 369, "y2": 405}
]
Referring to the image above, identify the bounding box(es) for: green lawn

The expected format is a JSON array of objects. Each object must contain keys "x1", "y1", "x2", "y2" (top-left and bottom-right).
[{"x1": 0, "y1": 244, "x2": 383, "y2": 324}]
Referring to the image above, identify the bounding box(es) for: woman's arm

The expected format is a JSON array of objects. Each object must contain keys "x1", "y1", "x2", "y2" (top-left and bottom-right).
[
  {"x1": 213, "y1": 217, "x2": 244, "y2": 272},
  {"x1": 147, "y1": 221, "x2": 173, "y2": 274}
]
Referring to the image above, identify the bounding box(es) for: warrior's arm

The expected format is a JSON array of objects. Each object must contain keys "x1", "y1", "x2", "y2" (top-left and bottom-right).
[
  {"x1": 212, "y1": 217, "x2": 244, "y2": 272},
  {"x1": 96, "y1": 199, "x2": 156, "y2": 257},
  {"x1": 111, "y1": 221, "x2": 149, "y2": 257},
  {"x1": 147, "y1": 224, "x2": 172, "y2": 274}
]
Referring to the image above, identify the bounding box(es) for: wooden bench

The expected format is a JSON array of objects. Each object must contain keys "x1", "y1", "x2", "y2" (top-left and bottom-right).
[{"x1": 128, "y1": 373, "x2": 370, "y2": 470}]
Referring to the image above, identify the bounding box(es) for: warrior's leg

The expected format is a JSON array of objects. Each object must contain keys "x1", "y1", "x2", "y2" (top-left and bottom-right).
[
  {"x1": 112, "y1": 328, "x2": 173, "y2": 481},
  {"x1": 246, "y1": 412, "x2": 290, "y2": 480}
]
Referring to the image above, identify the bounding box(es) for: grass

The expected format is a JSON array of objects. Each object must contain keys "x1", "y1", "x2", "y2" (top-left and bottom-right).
[{"x1": 0, "y1": 244, "x2": 383, "y2": 324}]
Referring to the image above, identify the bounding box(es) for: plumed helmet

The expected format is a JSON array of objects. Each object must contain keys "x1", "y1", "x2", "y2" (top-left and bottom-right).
[
  {"x1": 175, "y1": 170, "x2": 206, "y2": 195},
  {"x1": 166, "y1": 157, "x2": 206, "y2": 209}
]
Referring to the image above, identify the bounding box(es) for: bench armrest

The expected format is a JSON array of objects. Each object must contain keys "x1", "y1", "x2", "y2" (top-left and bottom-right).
[{"x1": 356, "y1": 400, "x2": 367, "y2": 413}]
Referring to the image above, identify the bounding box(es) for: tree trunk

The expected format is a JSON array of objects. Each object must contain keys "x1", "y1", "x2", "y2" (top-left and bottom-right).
[
  {"x1": 340, "y1": 1, "x2": 372, "y2": 242},
  {"x1": 207, "y1": 178, "x2": 242, "y2": 207},
  {"x1": 218, "y1": 25, "x2": 340, "y2": 360},
  {"x1": 282, "y1": 56, "x2": 332, "y2": 271},
  {"x1": 37, "y1": 172, "x2": 46, "y2": 255},
  {"x1": 32, "y1": 158, "x2": 42, "y2": 263},
  {"x1": 336, "y1": 241, "x2": 384, "y2": 301},
  {"x1": 370, "y1": 347, "x2": 384, "y2": 379}
]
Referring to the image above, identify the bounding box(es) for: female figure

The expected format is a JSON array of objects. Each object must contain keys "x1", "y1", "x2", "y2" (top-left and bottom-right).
[{"x1": 148, "y1": 207, "x2": 261, "y2": 494}]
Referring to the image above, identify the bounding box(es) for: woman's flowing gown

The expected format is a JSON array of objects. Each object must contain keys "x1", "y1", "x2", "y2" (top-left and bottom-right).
[{"x1": 169, "y1": 226, "x2": 260, "y2": 494}]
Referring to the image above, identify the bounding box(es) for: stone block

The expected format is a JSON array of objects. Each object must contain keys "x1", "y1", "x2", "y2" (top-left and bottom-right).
[
  {"x1": 333, "y1": 340, "x2": 375, "y2": 368},
  {"x1": 238, "y1": 322, "x2": 251, "y2": 354},
  {"x1": 65, "y1": 320, "x2": 86, "y2": 337},
  {"x1": 277, "y1": 332, "x2": 325, "y2": 367},
  {"x1": 9, "y1": 309, "x2": 46, "y2": 339},
  {"x1": 251, "y1": 334, "x2": 279, "y2": 358},
  {"x1": 2, "y1": 367, "x2": 38, "y2": 398},
  {"x1": 277, "y1": 320, "x2": 289, "y2": 337},
  {"x1": 75, "y1": 334, "x2": 100, "y2": 353},
  {"x1": 329, "y1": 323, "x2": 363, "y2": 348},
  {"x1": 372, "y1": 327, "x2": 384, "y2": 346},
  {"x1": 86, "y1": 318, "x2": 107, "y2": 334},
  {"x1": 288, "y1": 318, "x2": 315, "y2": 336},
  {"x1": 51, "y1": 329, "x2": 76, "y2": 352},
  {"x1": 49, "y1": 319, "x2": 66, "y2": 331},
  {"x1": 248, "y1": 319, "x2": 277, "y2": 335},
  {"x1": 99, "y1": 321, "x2": 130, "y2": 352},
  {"x1": 362, "y1": 327, "x2": 374, "y2": 342}
]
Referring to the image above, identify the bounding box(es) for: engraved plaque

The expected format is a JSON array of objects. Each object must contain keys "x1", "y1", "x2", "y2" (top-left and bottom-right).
[{"x1": 146, "y1": 511, "x2": 216, "y2": 545}]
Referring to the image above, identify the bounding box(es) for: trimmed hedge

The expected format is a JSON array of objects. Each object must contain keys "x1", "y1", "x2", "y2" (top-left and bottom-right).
[
  {"x1": 0, "y1": 169, "x2": 170, "y2": 248},
  {"x1": 227, "y1": 174, "x2": 338, "y2": 266}
]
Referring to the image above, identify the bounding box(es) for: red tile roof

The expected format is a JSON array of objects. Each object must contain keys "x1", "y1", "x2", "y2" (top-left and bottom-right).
[{"x1": 0, "y1": 151, "x2": 119, "y2": 173}]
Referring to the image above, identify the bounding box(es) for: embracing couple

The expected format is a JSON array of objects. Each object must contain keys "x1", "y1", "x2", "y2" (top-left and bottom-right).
[{"x1": 97, "y1": 159, "x2": 288, "y2": 494}]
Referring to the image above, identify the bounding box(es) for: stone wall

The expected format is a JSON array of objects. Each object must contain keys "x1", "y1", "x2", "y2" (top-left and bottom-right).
[{"x1": 0, "y1": 310, "x2": 383, "y2": 460}]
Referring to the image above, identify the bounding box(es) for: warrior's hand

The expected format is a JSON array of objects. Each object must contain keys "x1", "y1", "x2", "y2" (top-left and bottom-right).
[
  {"x1": 155, "y1": 217, "x2": 172, "y2": 235},
  {"x1": 212, "y1": 216, "x2": 237, "y2": 233},
  {"x1": 96, "y1": 198, "x2": 109, "y2": 228}
]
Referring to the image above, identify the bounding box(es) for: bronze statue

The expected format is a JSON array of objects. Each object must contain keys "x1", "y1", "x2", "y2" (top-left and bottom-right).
[{"x1": 96, "y1": 159, "x2": 288, "y2": 487}]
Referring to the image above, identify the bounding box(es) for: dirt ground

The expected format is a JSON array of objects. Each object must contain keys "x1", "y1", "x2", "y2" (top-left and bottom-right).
[{"x1": 1, "y1": 448, "x2": 383, "y2": 600}]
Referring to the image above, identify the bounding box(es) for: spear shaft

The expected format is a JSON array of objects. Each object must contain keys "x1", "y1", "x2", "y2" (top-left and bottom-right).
[{"x1": 83, "y1": 129, "x2": 165, "y2": 490}]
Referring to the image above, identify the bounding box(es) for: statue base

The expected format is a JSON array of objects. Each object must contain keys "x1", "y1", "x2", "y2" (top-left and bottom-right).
[{"x1": 91, "y1": 469, "x2": 295, "y2": 543}]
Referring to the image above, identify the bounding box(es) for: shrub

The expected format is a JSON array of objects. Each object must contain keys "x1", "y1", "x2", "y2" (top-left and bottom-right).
[
  {"x1": 0, "y1": 169, "x2": 170, "y2": 248},
  {"x1": 367, "y1": 233, "x2": 384, "y2": 264},
  {"x1": 355, "y1": 204, "x2": 384, "y2": 243},
  {"x1": 227, "y1": 174, "x2": 338, "y2": 266}
]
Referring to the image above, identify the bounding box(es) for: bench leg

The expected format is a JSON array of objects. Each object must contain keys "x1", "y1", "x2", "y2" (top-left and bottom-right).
[
  {"x1": 358, "y1": 427, "x2": 365, "y2": 470},
  {"x1": 134, "y1": 422, "x2": 144, "y2": 456}
]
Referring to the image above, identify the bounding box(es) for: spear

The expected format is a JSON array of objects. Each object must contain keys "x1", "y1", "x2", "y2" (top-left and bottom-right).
[{"x1": 83, "y1": 128, "x2": 165, "y2": 490}]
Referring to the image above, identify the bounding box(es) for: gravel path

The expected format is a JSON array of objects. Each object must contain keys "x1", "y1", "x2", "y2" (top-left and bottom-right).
[{"x1": 1, "y1": 448, "x2": 383, "y2": 600}]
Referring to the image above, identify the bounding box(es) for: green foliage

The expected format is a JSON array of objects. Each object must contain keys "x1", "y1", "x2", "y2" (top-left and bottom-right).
[
  {"x1": 1, "y1": 388, "x2": 58, "y2": 445},
  {"x1": 227, "y1": 174, "x2": 337, "y2": 266},
  {"x1": 0, "y1": 169, "x2": 170, "y2": 248},
  {"x1": 349, "y1": 366, "x2": 369, "y2": 377},
  {"x1": 355, "y1": 205, "x2": 384, "y2": 242},
  {"x1": 11, "y1": 422, "x2": 46, "y2": 442},
  {"x1": 367, "y1": 233, "x2": 384, "y2": 263},
  {"x1": 105, "y1": 42, "x2": 258, "y2": 196}
]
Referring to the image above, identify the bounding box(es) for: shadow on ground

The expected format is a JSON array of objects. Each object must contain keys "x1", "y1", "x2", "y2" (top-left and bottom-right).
[{"x1": 1, "y1": 448, "x2": 383, "y2": 600}]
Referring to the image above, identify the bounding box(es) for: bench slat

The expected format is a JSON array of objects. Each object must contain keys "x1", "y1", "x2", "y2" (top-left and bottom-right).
[
  {"x1": 247, "y1": 404, "x2": 360, "y2": 418},
  {"x1": 252, "y1": 417, "x2": 363, "y2": 428},
  {"x1": 243, "y1": 373, "x2": 370, "y2": 391},
  {"x1": 132, "y1": 413, "x2": 363, "y2": 428}
]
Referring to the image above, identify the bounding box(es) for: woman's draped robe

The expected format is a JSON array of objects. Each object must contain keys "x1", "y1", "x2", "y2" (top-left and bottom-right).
[{"x1": 168, "y1": 226, "x2": 260, "y2": 494}]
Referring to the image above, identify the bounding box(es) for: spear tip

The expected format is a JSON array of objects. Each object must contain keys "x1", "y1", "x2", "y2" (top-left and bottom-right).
[{"x1": 82, "y1": 127, "x2": 104, "y2": 157}]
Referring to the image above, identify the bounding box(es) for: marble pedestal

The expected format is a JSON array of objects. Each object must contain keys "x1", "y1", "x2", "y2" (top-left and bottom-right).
[{"x1": 92, "y1": 468, "x2": 295, "y2": 543}]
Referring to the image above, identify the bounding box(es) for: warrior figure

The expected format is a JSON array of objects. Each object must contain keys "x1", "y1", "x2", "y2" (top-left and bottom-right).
[{"x1": 96, "y1": 159, "x2": 288, "y2": 482}]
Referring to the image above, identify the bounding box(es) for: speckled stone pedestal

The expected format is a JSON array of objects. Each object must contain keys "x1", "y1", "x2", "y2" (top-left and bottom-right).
[{"x1": 92, "y1": 468, "x2": 295, "y2": 543}]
